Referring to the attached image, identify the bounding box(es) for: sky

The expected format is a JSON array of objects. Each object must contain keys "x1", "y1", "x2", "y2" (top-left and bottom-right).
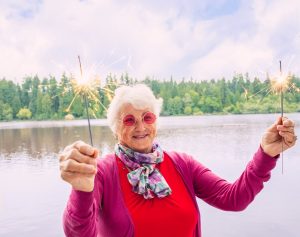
[{"x1": 0, "y1": 0, "x2": 299, "y2": 83}]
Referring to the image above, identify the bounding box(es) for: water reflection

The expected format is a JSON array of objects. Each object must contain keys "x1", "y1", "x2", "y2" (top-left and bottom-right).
[
  {"x1": 0, "y1": 113, "x2": 280, "y2": 157},
  {"x1": 0, "y1": 126, "x2": 115, "y2": 158},
  {"x1": 0, "y1": 114, "x2": 299, "y2": 237}
]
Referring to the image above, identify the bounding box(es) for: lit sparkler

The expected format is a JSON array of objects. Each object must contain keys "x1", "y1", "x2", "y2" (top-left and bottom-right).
[
  {"x1": 270, "y1": 61, "x2": 291, "y2": 174},
  {"x1": 66, "y1": 56, "x2": 115, "y2": 146},
  {"x1": 78, "y1": 56, "x2": 93, "y2": 146},
  {"x1": 270, "y1": 61, "x2": 291, "y2": 105}
]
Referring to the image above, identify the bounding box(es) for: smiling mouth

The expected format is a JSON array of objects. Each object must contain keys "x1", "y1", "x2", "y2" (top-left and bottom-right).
[{"x1": 133, "y1": 134, "x2": 149, "y2": 139}]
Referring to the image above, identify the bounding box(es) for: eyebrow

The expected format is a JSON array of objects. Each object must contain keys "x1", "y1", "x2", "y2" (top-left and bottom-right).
[{"x1": 122, "y1": 111, "x2": 151, "y2": 117}]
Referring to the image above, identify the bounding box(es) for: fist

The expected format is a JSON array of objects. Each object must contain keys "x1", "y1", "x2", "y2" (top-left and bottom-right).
[
  {"x1": 261, "y1": 117, "x2": 297, "y2": 157},
  {"x1": 59, "y1": 141, "x2": 99, "y2": 192}
]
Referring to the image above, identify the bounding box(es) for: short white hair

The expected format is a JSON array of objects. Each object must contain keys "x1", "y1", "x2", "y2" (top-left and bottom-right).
[{"x1": 107, "y1": 84, "x2": 163, "y2": 134}]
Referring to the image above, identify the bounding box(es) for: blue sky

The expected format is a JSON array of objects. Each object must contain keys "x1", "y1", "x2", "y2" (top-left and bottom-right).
[{"x1": 0, "y1": 0, "x2": 299, "y2": 82}]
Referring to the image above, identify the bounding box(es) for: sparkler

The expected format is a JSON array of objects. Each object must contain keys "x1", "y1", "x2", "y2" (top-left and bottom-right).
[
  {"x1": 279, "y1": 61, "x2": 284, "y2": 174},
  {"x1": 270, "y1": 61, "x2": 290, "y2": 110},
  {"x1": 242, "y1": 61, "x2": 298, "y2": 173},
  {"x1": 64, "y1": 56, "x2": 116, "y2": 146},
  {"x1": 270, "y1": 61, "x2": 291, "y2": 174},
  {"x1": 78, "y1": 55, "x2": 94, "y2": 146},
  {"x1": 280, "y1": 61, "x2": 283, "y2": 117}
]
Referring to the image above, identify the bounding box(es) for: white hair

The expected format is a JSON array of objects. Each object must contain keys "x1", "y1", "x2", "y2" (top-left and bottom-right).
[{"x1": 107, "y1": 84, "x2": 163, "y2": 134}]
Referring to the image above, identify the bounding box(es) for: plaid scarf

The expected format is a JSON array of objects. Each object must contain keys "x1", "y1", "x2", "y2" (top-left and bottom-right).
[{"x1": 115, "y1": 143, "x2": 172, "y2": 199}]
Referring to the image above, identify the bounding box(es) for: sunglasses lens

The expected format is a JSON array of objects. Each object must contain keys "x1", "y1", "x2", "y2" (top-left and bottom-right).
[
  {"x1": 122, "y1": 112, "x2": 156, "y2": 126},
  {"x1": 123, "y1": 115, "x2": 136, "y2": 126},
  {"x1": 143, "y1": 112, "x2": 156, "y2": 124}
]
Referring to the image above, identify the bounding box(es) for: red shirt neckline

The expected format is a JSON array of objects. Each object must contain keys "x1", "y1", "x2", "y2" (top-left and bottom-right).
[{"x1": 116, "y1": 152, "x2": 198, "y2": 237}]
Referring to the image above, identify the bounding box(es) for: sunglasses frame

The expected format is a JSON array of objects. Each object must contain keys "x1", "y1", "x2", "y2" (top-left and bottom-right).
[{"x1": 121, "y1": 111, "x2": 157, "y2": 127}]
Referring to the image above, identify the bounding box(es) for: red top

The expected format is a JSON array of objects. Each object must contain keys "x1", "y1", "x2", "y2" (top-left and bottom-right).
[{"x1": 117, "y1": 152, "x2": 198, "y2": 237}]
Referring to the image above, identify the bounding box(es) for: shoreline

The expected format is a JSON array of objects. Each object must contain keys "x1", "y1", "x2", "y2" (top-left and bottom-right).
[{"x1": 0, "y1": 112, "x2": 299, "y2": 130}]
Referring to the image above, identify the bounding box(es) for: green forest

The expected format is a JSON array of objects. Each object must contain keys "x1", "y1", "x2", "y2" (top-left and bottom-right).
[{"x1": 0, "y1": 73, "x2": 299, "y2": 121}]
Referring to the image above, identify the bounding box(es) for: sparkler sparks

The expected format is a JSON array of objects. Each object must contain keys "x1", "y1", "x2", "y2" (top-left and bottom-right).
[
  {"x1": 270, "y1": 66, "x2": 291, "y2": 95},
  {"x1": 66, "y1": 60, "x2": 116, "y2": 114},
  {"x1": 65, "y1": 56, "x2": 115, "y2": 146}
]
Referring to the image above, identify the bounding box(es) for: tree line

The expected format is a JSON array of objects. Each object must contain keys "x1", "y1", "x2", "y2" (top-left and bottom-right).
[{"x1": 0, "y1": 73, "x2": 299, "y2": 121}]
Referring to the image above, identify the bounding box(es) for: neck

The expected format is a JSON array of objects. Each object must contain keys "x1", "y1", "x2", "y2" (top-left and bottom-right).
[{"x1": 118, "y1": 142, "x2": 153, "y2": 154}]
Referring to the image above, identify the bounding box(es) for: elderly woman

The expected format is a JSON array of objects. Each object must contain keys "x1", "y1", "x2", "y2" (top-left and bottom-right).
[{"x1": 60, "y1": 84, "x2": 297, "y2": 237}]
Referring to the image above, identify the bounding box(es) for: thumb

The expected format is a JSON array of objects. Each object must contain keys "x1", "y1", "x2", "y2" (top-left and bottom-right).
[
  {"x1": 267, "y1": 116, "x2": 282, "y2": 132},
  {"x1": 276, "y1": 116, "x2": 283, "y2": 126}
]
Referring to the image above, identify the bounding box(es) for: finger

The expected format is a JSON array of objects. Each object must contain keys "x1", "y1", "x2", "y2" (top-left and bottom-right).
[
  {"x1": 59, "y1": 143, "x2": 77, "y2": 162},
  {"x1": 93, "y1": 149, "x2": 100, "y2": 158},
  {"x1": 60, "y1": 171, "x2": 91, "y2": 182},
  {"x1": 279, "y1": 131, "x2": 297, "y2": 144},
  {"x1": 277, "y1": 125, "x2": 295, "y2": 133},
  {"x1": 73, "y1": 141, "x2": 96, "y2": 156},
  {"x1": 65, "y1": 140, "x2": 95, "y2": 156},
  {"x1": 61, "y1": 159, "x2": 96, "y2": 174},
  {"x1": 279, "y1": 130, "x2": 295, "y2": 137},
  {"x1": 267, "y1": 117, "x2": 282, "y2": 132},
  {"x1": 63, "y1": 143, "x2": 75, "y2": 153},
  {"x1": 66, "y1": 148, "x2": 97, "y2": 165},
  {"x1": 62, "y1": 141, "x2": 85, "y2": 154},
  {"x1": 284, "y1": 138, "x2": 297, "y2": 148},
  {"x1": 87, "y1": 157, "x2": 97, "y2": 168},
  {"x1": 60, "y1": 171, "x2": 76, "y2": 182},
  {"x1": 282, "y1": 118, "x2": 295, "y2": 127}
]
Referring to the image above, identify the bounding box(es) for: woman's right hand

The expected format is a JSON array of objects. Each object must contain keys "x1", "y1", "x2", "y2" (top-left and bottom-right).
[{"x1": 59, "y1": 141, "x2": 99, "y2": 192}]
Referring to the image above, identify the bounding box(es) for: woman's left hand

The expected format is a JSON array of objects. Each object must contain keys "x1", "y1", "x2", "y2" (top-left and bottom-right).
[{"x1": 261, "y1": 117, "x2": 297, "y2": 157}]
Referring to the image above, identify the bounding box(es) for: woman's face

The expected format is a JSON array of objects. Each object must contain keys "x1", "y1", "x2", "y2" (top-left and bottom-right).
[{"x1": 116, "y1": 104, "x2": 157, "y2": 153}]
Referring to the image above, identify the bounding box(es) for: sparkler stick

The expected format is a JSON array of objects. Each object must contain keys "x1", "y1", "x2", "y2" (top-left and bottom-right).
[
  {"x1": 78, "y1": 55, "x2": 94, "y2": 146},
  {"x1": 280, "y1": 61, "x2": 283, "y2": 117},
  {"x1": 269, "y1": 60, "x2": 297, "y2": 173},
  {"x1": 279, "y1": 60, "x2": 284, "y2": 174}
]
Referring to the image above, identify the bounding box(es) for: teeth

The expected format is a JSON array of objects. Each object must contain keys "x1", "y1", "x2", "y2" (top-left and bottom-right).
[{"x1": 134, "y1": 135, "x2": 147, "y2": 138}]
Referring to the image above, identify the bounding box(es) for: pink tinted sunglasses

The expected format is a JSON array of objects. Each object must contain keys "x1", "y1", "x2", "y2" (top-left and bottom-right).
[{"x1": 122, "y1": 112, "x2": 157, "y2": 126}]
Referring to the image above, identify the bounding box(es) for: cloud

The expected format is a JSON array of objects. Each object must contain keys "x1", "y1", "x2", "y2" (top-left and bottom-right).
[
  {"x1": 189, "y1": 0, "x2": 300, "y2": 80},
  {"x1": 0, "y1": 0, "x2": 186, "y2": 81},
  {"x1": 0, "y1": 0, "x2": 299, "y2": 82}
]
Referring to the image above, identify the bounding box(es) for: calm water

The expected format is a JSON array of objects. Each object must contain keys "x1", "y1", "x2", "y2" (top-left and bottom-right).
[{"x1": 0, "y1": 114, "x2": 299, "y2": 237}]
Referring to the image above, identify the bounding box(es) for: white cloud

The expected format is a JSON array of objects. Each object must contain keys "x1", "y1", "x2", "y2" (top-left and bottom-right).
[
  {"x1": 0, "y1": 0, "x2": 299, "y2": 82},
  {"x1": 189, "y1": 0, "x2": 300, "y2": 80},
  {"x1": 190, "y1": 38, "x2": 274, "y2": 80}
]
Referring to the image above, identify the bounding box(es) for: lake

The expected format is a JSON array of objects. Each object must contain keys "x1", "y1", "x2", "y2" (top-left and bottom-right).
[{"x1": 0, "y1": 114, "x2": 299, "y2": 237}]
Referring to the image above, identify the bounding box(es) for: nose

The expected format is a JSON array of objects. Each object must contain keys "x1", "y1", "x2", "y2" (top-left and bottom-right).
[{"x1": 135, "y1": 119, "x2": 146, "y2": 131}]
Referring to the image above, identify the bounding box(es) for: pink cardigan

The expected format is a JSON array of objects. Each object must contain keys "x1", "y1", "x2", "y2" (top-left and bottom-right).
[{"x1": 63, "y1": 146, "x2": 277, "y2": 237}]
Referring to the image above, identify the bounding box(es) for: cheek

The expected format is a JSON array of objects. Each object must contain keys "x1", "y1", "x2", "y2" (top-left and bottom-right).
[
  {"x1": 150, "y1": 125, "x2": 157, "y2": 137},
  {"x1": 118, "y1": 127, "x2": 132, "y2": 141}
]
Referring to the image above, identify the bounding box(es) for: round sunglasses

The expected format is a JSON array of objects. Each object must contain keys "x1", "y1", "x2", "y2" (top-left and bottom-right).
[{"x1": 122, "y1": 112, "x2": 157, "y2": 126}]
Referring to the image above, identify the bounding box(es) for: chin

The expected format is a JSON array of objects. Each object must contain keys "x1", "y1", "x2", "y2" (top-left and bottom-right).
[{"x1": 133, "y1": 144, "x2": 152, "y2": 153}]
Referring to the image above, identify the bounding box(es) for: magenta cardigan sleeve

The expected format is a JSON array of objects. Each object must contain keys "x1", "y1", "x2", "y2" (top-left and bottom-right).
[
  {"x1": 63, "y1": 161, "x2": 103, "y2": 237},
  {"x1": 190, "y1": 146, "x2": 278, "y2": 211}
]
